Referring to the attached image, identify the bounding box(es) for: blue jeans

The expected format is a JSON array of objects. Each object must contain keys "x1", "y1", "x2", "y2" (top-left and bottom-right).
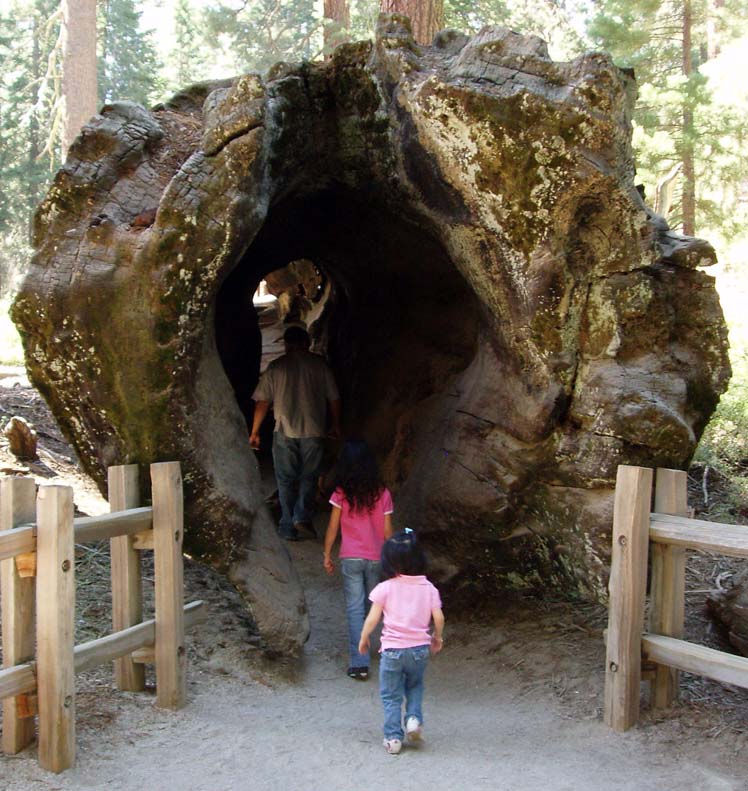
[
  {"x1": 272, "y1": 433, "x2": 325, "y2": 538},
  {"x1": 379, "y1": 644, "x2": 430, "y2": 740},
  {"x1": 341, "y1": 558, "x2": 381, "y2": 667}
]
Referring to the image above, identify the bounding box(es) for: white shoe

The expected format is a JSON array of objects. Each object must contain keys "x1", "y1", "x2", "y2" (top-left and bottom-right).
[
  {"x1": 405, "y1": 716, "x2": 422, "y2": 742},
  {"x1": 383, "y1": 737, "x2": 402, "y2": 755}
]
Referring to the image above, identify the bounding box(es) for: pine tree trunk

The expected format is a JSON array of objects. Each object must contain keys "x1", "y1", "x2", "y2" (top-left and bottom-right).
[
  {"x1": 324, "y1": 0, "x2": 350, "y2": 55},
  {"x1": 61, "y1": 0, "x2": 98, "y2": 158},
  {"x1": 681, "y1": 0, "x2": 696, "y2": 236},
  {"x1": 380, "y1": 0, "x2": 445, "y2": 45}
]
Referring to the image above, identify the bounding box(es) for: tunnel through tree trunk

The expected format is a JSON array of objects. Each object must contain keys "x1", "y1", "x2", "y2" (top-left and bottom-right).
[
  {"x1": 13, "y1": 16, "x2": 730, "y2": 653},
  {"x1": 215, "y1": 186, "x2": 481, "y2": 478}
]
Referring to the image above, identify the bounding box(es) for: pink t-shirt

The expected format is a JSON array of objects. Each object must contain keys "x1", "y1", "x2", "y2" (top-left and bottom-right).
[
  {"x1": 329, "y1": 487, "x2": 393, "y2": 561},
  {"x1": 369, "y1": 575, "x2": 442, "y2": 650}
]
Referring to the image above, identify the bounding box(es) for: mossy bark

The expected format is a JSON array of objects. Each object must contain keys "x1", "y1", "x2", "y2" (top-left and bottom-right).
[{"x1": 13, "y1": 15, "x2": 730, "y2": 651}]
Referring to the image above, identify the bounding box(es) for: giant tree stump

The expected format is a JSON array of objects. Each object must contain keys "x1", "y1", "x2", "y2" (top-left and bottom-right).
[{"x1": 12, "y1": 15, "x2": 730, "y2": 653}]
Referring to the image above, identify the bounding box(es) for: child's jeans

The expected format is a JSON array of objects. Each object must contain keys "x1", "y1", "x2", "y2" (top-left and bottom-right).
[
  {"x1": 379, "y1": 644, "x2": 430, "y2": 740},
  {"x1": 341, "y1": 558, "x2": 381, "y2": 667}
]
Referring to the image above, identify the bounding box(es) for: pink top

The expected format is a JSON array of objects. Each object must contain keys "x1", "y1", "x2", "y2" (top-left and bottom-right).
[
  {"x1": 369, "y1": 575, "x2": 442, "y2": 650},
  {"x1": 329, "y1": 487, "x2": 393, "y2": 561}
]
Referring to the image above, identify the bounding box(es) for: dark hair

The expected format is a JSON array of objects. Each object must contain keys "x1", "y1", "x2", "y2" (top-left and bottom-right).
[
  {"x1": 381, "y1": 529, "x2": 427, "y2": 579},
  {"x1": 283, "y1": 326, "x2": 310, "y2": 346},
  {"x1": 333, "y1": 439, "x2": 385, "y2": 514}
]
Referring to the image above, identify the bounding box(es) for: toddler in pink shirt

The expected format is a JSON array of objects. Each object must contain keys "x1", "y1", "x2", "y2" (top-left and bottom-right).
[{"x1": 359, "y1": 529, "x2": 445, "y2": 755}]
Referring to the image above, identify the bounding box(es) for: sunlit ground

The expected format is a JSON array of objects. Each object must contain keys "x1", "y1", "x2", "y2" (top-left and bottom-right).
[{"x1": 0, "y1": 298, "x2": 23, "y2": 366}]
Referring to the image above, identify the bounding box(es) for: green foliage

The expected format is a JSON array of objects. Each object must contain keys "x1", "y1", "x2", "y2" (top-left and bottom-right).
[
  {"x1": 587, "y1": 0, "x2": 748, "y2": 239},
  {"x1": 98, "y1": 0, "x2": 165, "y2": 105},
  {"x1": 446, "y1": 0, "x2": 587, "y2": 58},
  {"x1": 694, "y1": 258, "x2": 748, "y2": 510},
  {"x1": 0, "y1": 0, "x2": 58, "y2": 294},
  {"x1": 203, "y1": 0, "x2": 320, "y2": 73},
  {"x1": 349, "y1": 0, "x2": 380, "y2": 42},
  {"x1": 170, "y1": 0, "x2": 205, "y2": 87}
]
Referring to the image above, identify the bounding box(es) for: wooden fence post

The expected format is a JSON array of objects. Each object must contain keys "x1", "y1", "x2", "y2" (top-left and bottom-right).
[
  {"x1": 151, "y1": 462, "x2": 186, "y2": 710},
  {"x1": 109, "y1": 464, "x2": 145, "y2": 691},
  {"x1": 649, "y1": 468, "x2": 688, "y2": 708},
  {"x1": 604, "y1": 465, "x2": 653, "y2": 732},
  {"x1": 1, "y1": 476, "x2": 37, "y2": 754},
  {"x1": 36, "y1": 484, "x2": 76, "y2": 773}
]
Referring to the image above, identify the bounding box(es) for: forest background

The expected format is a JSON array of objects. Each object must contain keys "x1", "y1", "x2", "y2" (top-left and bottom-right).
[{"x1": 1, "y1": 0, "x2": 747, "y2": 512}]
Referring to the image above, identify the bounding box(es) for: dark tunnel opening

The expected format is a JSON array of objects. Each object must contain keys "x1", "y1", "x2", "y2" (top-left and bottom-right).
[{"x1": 215, "y1": 184, "x2": 482, "y2": 483}]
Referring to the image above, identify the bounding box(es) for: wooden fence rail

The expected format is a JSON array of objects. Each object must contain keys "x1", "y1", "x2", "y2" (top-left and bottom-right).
[
  {"x1": 0, "y1": 462, "x2": 205, "y2": 772},
  {"x1": 604, "y1": 464, "x2": 748, "y2": 732}
]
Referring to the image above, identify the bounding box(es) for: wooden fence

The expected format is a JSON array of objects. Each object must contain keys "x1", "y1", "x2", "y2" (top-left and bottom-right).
[
  {"x1": 0, "y1": 462, "x2": 205, "y2": 772},
  {"x1": 604, "y1": 464, "x2": 748, "y2": 731}
]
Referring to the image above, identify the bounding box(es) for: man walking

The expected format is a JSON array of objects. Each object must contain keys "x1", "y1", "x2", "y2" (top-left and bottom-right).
[{"x1": 250, "y1": 326, "x2": 342, "y2": 541}]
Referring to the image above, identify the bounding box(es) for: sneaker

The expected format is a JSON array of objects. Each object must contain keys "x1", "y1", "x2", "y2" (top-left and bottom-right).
[
  {"x1": 405, "y1": 716, "x2": 422, "y2": 743},
  {"x1": 347, "y1": 666, "x2": 369, "y2": 680},
  {"x1": 383, "y1": 738, "x2": 402, "y2": 755}
]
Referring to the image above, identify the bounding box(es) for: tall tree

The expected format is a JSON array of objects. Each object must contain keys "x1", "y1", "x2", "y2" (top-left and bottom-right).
[
  {"x1": 588, "y1": 0, "x2": 747, "y2": 236},
  {"x1": 98, "y1": 0, "x2": 163, "y2": 106},
  {"x1": 204, "y1": 0, "x2": 320, "y2": 74},
  {"x1": 170, "y1": 0, "x2": 206, "y2": 87},
  {"x1": 60, "y1": 0, "x2": 97, "y2": 157},
  {"x1": 0, "y1": 0, "x2": 59, "y2": 293},
  {"x1": 324, "y1": 0, "x2": 350, "y2": 56},
  {"x1": 680, "y1": 0, "x2": 696, "y2": 234},
  {"x1": 380, "y1": 0, "x2": 445, "y2": 45}
]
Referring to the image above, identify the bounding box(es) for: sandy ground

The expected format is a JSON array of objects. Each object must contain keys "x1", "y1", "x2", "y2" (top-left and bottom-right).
[
  {"x1": 3, "y1": 521, "x2": 748, "y2": 791},
  {"x1": 4, "y1": 357, "x2": 748, "y2": 790}
]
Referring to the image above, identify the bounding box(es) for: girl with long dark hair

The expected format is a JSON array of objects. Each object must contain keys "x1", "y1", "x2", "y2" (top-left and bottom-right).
[{"x1": 323, "y1": 439, "x2": 394, "y2": 680}]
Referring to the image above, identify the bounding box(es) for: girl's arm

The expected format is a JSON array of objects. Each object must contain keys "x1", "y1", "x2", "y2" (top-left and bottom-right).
[
  {"x1": 323, "y1": 507, "x2": 341, "y2": 575},
  {"x1": 431, "y1": 607, "x2": 445, "y2": 654},
  {"x1": 358, "y1": 602, "x2": 383, "y2": 655},
  {"x1": 383, "y1": 512, "x2": 394, "y2": 539}
]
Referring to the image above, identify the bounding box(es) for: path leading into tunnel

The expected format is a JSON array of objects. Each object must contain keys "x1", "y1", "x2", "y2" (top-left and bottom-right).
[
  {"x1": 3, "y1": 518, "x2": 746, "y2": 791},
  {"x1": 3, "y1": 309, "x2": 746, "y2": 791}
]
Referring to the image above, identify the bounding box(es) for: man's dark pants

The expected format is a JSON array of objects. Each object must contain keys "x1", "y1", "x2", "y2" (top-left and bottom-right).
[{"x1": 271, "y1": 432, "x2": 325, "y2": 539}]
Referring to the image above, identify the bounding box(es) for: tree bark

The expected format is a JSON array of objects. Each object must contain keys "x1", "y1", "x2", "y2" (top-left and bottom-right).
[
  {"x1": 681, "y1": 0, "x2": 696, "y2": 236},
  {"x1": 380, "y1": 0, "x2": 444, "y2": 45},
  {"x1": 324, "y1": 0, "x2": 350, "y2": 56},
  {"x1": 13, "y1": 23, "x2": 730, "y2": 654},
  {"x1": 60, "y1": 0, "x2": 98, "y2": 159}
]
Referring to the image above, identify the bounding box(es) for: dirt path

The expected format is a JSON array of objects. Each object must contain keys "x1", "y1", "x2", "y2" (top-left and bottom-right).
[
  {"x1": 4, "y1": 521, "x2": 748, "y2": 791},
  {"x1": 4, "y1": 362, "x2": 748, "y2": 790}
]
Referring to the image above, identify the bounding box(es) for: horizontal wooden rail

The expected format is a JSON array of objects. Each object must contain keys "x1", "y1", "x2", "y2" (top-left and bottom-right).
[
  {"x1": 0, "y1": 524, "x2": 35, "y2": 562},
  {"x1": 0, "y1": 508, "x2": 153, "y2": 563},
  {"x1": 74, "y1": 507, "x2": 153, "y2": 544},
  {"x1": 0, "y1": 662, "x2": 37, "y2": 701},
  {"x1": 650, "y1": 513, "x2": 748, "y2": 558},
  {"x1": 642, "y1": 634, "x2": 748, "y2": 690},
  {"x1": 75, "y1": 600, "x2": 205, "y2": 674},
  {"x1": 0, "y1": 601, "x2": 205, "y2": 701}
]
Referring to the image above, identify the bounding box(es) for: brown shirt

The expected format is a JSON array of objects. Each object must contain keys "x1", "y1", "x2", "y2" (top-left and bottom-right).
[{"x1": 252, "y1": 350, "x2": 339, "y2": 438}]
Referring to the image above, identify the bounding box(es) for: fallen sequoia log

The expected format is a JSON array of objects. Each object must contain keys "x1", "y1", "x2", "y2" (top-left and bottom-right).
[{"x1": 12, "y1": 15, "x2": 730, "y2": 654}]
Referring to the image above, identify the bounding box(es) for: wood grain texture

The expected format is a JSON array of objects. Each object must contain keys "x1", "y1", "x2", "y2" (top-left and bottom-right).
[
  {"x1": 604, "y1": 465, "x2": 653, "y2": 732},
  {"x1": 1, "y1": 476, "x2": 37, "y2": 753},
  {"x1": 109, "y1": 465, "x2": 145, "y2": 691}
]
